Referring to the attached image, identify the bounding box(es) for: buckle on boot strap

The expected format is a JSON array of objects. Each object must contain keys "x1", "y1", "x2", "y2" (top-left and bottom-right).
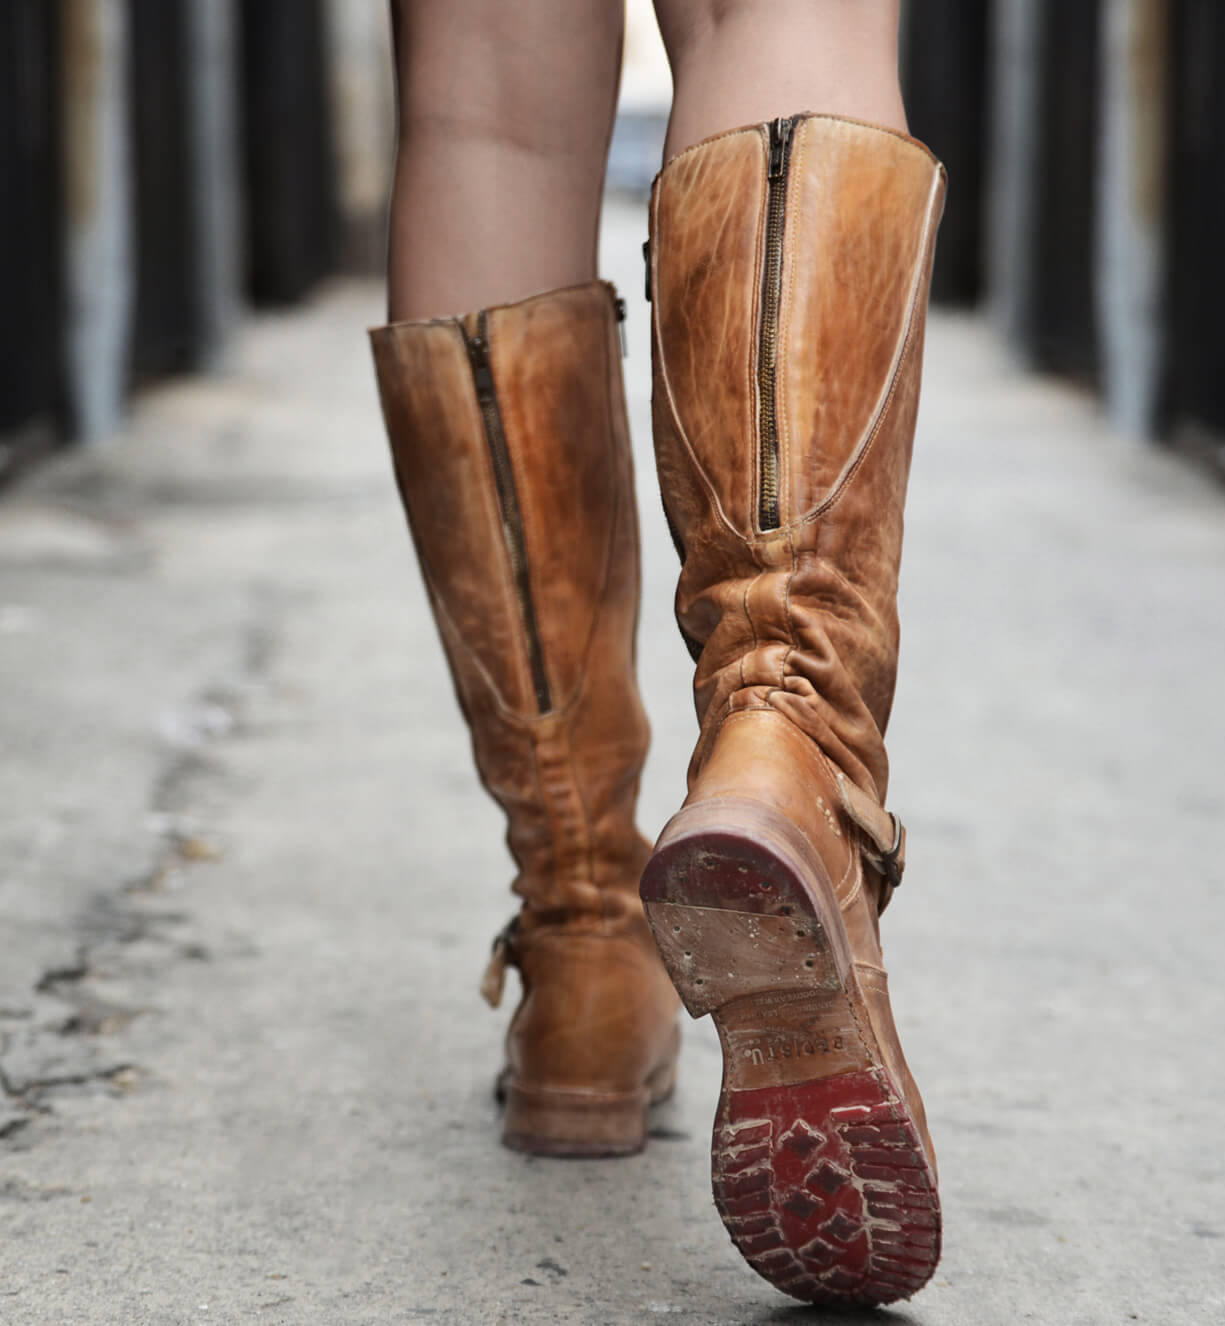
[{"x1": 832, "y1": 771, "x2": 907, "y2": 897}]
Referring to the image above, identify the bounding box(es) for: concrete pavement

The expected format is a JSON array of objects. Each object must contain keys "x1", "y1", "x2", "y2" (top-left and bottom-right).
[{"x1": 2, "y1": 200, "x2": 1223, "y2": 1324}]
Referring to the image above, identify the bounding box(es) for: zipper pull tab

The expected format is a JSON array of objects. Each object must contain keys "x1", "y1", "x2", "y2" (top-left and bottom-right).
[
  {"x1": 468, "y1": 332, "x2": 495, "y2": 398},
  {"x1": 642, "y1": 239, "x2": 652, "y2": 303},
  {"x1": 769, "y1": 116, "x2": 793, "y2": 180},
  {"x1": 615, "y1": 296, "x2": 628, "y2": 358}
]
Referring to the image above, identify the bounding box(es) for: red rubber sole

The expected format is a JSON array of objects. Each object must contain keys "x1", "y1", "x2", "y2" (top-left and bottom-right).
[
  {"x1": 715, "y1": 1067, "x2": 939, "y2": 1305},
  {"x1": 641, "y1": 795, "x2": 940, "y2": 1306}
]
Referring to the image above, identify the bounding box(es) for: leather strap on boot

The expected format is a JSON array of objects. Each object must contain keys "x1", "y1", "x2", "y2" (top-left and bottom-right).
[
  {"x1": 480, "y1": 915, "x2": 519, "y2": 1008},
  {"x1": 832, "y1": 770, "x2": 906, "y2": 911}
]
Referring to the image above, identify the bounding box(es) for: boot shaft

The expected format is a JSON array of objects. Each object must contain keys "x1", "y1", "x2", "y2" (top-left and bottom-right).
[
  {"x1": 648, "y1": 114, "x2": 945, "y2": 802},
  {"x1": 370, "y1": 281, "x2": 650, "y2": 915}
]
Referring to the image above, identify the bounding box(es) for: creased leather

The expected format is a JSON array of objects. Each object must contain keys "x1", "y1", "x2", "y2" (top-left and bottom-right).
[
  {"x1": 370, "y1": 281, "x2": 677, "y2": 1106},
  {"x1": 649, "y1": 116, "x2": 944, "y2": 1165},
  {"x1": 650, "y1": 113, "x2": 945, "y2": 811}
]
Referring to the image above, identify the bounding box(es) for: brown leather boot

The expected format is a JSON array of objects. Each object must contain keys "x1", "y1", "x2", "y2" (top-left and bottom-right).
[
  {"x1": 639, "y1": 115, "x2": 946, "y2": 1301},
  {"x1": 369, "y1": 281, "x2": 679, "y2": 1158}
]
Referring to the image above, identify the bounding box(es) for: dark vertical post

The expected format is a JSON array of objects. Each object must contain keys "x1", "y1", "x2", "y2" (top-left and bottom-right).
[
  {"x1": 186, "y1": 0, "x2": 243, "y2": 368},
  {"x1": 1165, "y1": 0, "x2": 1225, "y2": 443},
  {"x1": 239, "y1": 0, "x2": 339, "y2": 304},
  {"x1": 1027, "y1": 0, "x2": 1103, "y2": 381},
  {"x1": 0, "y1": 0, "x2": 62, "y2": 474},
  {"x1": 988, "y1": 0, "x2": 1043, "y2": 349},
  {"x1": 128, "y1": 0, "x2": 202, "y2": 381},
  {"x1": 901, "y1": 0, "x2": 991, "y2": 305}
]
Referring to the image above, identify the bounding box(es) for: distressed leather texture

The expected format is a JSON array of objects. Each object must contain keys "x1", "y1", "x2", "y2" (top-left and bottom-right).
[
  {"x1": 649, "y1": 116, "x2": 945, "y2": 1163},
  {"x1": 651, "y1": 114, "x2": 945, "y2": 806},
  {"x1": 370, "y1": 281, "x2": 678, "y2": 1109}
]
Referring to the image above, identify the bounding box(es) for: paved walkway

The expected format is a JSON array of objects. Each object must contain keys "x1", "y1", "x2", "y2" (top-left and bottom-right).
[{"x1": 2, "y1": 202, "x2": 1223, "y2": 1324}]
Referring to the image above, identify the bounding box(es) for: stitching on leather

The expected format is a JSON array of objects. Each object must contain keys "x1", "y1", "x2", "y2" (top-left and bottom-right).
[
  {"x1": 650, "y1": 150, "x2": 753, "y2": 548},
  {"x1": 821, "y1": 112, "x2": 944, "y2": 163},
  {"x1": 704, "y1": 697, "x2": 769, "y2": 753},
  {"x1": 781, "y1": 525, "x2": 799, "y2": 689},
  {"x1": 791, "y1": 170, "x2": 944, "y2": 530},
  {"x1": 653, "y1": 121, "x2": 767, "y2": 179},
  {"x1": 554, "y1": 295, "x2": 625, "y2": 719},
  {"x1": 773, "y1": 435, "x2": 827, "y2": 710},
  {"x1": 421, "y1": 582, "x2": 526, "y2": 728},
  {"x1": 759, "y1": 549, "x2": 797, "y2": 708},
  {"x1": 373, "y1": 277, "x2": 613, "y2": 334},
  {"x1": 530, "y1": 716, "x2": 595, "y2": 913},
  {"x1": 840, "y1": 840, "x2": 864, "y2": 909},
  {"x1": 777, "y1": 125, "x2": 806, "y2": 518},
  {"x1": 835, "y1": 835, "x2": 857, "y2": 895},
  {"x1": 481, "y1": 312, "x2": 541, "y2": 710},
  {"x1": 840, "y1": 960, "x2": 880, "y2": 1061},
  {"x1": 391, "y1": 326, "x2": 530, "y2": 724},
  {"x1": 747, "y1": 124, "x2": 768, "y2": 530},
  {"x1": 525, "y1": 718, "x2": 556, "y2": 902},
  {"x1": 567, "y1": 304, "x2": 621, "y2": 932},
  {"x1": 709, "y1": 710, "x2": 857, "y2": 897},
  {"x1": 737, "y1": 569, "x2": 763, "y2": 695},
  {"x1": 488, "y1": 305, "x2": 548, "y2": 702},
  {"x1": 555, "y1": 716, "x2": 596, "y2": 922},
  {"x1": 649, "y1": 111, "x2": 942, "y2": 187},
  {"x1": 817, "y1": 738, "x2": 890, "y2": 913}
]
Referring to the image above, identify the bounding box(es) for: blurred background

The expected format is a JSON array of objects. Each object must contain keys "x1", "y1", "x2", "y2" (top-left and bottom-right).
[
  {"x1": 1, "y1": 0, "x2": 1223, "y2": 484},
  {"x1": 2, "y1": 7, "x2": 1223, "y2": 1317}
]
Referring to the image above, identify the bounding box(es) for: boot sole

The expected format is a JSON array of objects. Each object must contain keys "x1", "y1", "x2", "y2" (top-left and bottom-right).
[
  {"x1": 498, "y1": 1027, "x2": 680, "y2": 1159},
  {"x1": 640, "y1": 796, "x2": 940, "y2": 1306}
]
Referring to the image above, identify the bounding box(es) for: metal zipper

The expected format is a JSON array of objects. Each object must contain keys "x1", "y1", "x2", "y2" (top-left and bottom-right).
[
  {"x1": 462, "y1": 312, "x2": 552, "y2": 713},
  {"x1": 758, "y1": 115, "x2": 795, "y2": 531}
]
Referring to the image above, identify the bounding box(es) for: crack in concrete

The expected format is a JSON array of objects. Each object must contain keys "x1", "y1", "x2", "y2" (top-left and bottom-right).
[
  {"x1": 0, "y1": 1178, "x2": 77, "y2": 1203},
  {"x1": 0, "y1": 1058, "x2": 134, "y2": 1098},
  {"x1": 1, "y1": 588, "x2": 284, "y2": 1140},
  {"x1": 33, "y1": 963, "x2": 89, "y2": 994}
]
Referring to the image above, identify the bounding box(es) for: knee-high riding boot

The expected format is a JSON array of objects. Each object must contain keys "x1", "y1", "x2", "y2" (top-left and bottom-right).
[
  {"x1": 640, "y1": 115, "x2": 946, "y2": 1302},
  {"x1": 370, "y1": 281, "x2": 679, "y2": 1157}
]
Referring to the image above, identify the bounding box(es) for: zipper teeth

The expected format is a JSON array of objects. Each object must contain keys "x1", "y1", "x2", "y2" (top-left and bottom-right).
[
  {"x1": 463, "y1": 312, "x2": 552, "y2": 713},
  {"x1": 758, "y1": 116, "x2": 794, "y2": 531}
]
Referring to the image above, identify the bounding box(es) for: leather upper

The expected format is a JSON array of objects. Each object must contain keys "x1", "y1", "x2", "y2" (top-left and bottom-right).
[
  {"x1": 370, "y1": 281, "x2": 678, "y2": 1098},
  {"x1": 649, "y1": 115, "x2": 946, "y2": 809}
]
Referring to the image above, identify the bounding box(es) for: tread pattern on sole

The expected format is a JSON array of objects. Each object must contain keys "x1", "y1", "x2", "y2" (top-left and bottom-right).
[{"x1": 713, "y1": 1067, "x2": 940, "y2": 1306}]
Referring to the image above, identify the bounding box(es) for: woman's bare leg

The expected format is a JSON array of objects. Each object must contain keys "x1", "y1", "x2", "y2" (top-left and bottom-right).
[
  {"x1": 387, "y1": 0, "x2": 624, "y2": 321},
  {"x1": 653, "y1": 0, "x2": 907, "y2": 160}
]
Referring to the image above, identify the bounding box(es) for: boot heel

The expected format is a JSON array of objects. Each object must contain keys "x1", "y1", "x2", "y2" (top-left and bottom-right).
[
  {"x1": 500, "y1": 1023, "x2": 681, "y2": 1160},
  {"x1": 501, "y1": 1082, "x2": 651, "y2": 1159},
  {"x1": 640, "y1": 796, "x2": 854, "y2": 1018}
]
